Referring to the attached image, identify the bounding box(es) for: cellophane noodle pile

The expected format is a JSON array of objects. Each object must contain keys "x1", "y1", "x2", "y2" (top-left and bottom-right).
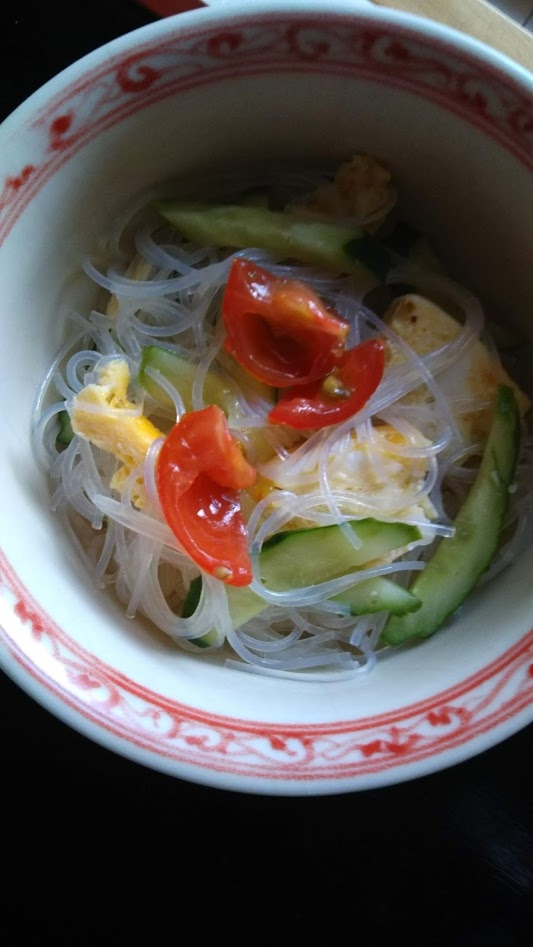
[{"x1": 31, "y1": 164, "x2": 533, "y2": 681}]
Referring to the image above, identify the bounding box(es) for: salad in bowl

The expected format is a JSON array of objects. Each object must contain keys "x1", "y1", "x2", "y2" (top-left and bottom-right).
[{"x1": 32, "y1": 155, "x2": 532, "y2": 681}]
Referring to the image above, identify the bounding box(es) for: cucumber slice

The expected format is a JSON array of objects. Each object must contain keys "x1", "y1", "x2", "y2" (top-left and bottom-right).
[
  {"x1": 155, "y1": 201, "x2": 391, "y2": 283},
  {"x1": 182, "y1": 518, "x2": 422, "y2": 641},
  {"x1": 183, "y1": 573, "x2": 420, "y2": 634},
  {"x1": 180, "y1": 583, "x2": 222, "y2": 649},
  {"x1": 138, "y1": 344, "x2": 275, "y2": 463},
  {"x1": 381, "y1": 385, "x2": 521, "y2": 645},
  {"x1": 56, "y1": 409, "x2": 74, "y2": 446},
  {"x1": 258, "y1": 518, "x2": 421, "y2": 590},
  {"x1": 183, "y1": 578, "x2": 260, "y2": 632},
  {"x1": 332, "y1": 577, "x2": 421, "y2": 616},
  {"x1": 138, "y1": 344, "x2": 274, "y2": 415},
  {"x1": 138, "y1": 345, "x2": 239, "y2": 414}
]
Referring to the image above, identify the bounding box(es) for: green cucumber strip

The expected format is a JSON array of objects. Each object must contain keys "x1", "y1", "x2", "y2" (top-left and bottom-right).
[
  {"x1": 138, "y1": 344, "x2": 274, "y2": 416},
  {"x1": 224, "y1": 576, "x2": 420, "y2": 628},
  {"x1": 259, "y1": 518, "x2": 421, "y2": 591},
  {"x1": 183, "y1": 577, "x2": 263, "y2": 633},
  {"x1": 343, "y1": 234, "x2": 391, "y2": 283},
  {"x1": 56, "y1": 409, "x2": 74, "y2": 446},
  {"x1": 381, "y1": 385, "x2": 521, "y2": 645},
  {"x1": 186, "y1": 628, "x2": 218, "y2": 649},
  {"x1": 184, "y1": 573, "x2": 420, "y2": 634},
  {"x1": 155, "y1": 201, "x2": 390, "y2": 283},
  {"x1": 180, "y1": 581, "x2": 221, "y2": 649},
  {"x1": 181, "y1": 518, "x2": 422, "y2": 641},
  {"x1": 332, "y1": 577, "x2": 421, "y2": 616},
  {"x1": 138, "y1": 344, "x2": 275, "y2": 463},
  {"x1": 182, "y1": 577, "x2": 204, "y2": 618},
  {"x1": 138, "y1": 345, "x2": 238, "y2": 414}
]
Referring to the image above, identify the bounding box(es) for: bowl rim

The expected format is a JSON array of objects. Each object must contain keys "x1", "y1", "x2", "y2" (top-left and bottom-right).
[{"x1": 0, "y1": 0, "x2": 532, "y2": 796}]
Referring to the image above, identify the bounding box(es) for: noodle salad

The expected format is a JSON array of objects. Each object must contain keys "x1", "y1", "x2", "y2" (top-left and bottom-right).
[{"x1": 32, "y1": 156, "x2": 533, "y2": 681}]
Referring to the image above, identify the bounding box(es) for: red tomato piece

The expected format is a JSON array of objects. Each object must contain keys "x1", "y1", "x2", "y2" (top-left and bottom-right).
[
  {"x1": 268, "y1": 338, "x2": 386, "y2": 430},
  {"x1": 222, "y1": 258, "x2": 348, "y2": 388},
  {"x1": 156, "y1": 405, "x2": 256, "y2": 586}
]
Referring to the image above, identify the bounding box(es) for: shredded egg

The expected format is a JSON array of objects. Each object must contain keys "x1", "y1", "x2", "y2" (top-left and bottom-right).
[
  {"x1": 385, "y1": 294, "x2": 531, "y2": 443},
  {"x1": 256, "y1": 422, "x2": 437, "y2": 525},
  {"x1": 69, "y1": 357, "x2": 162, "y2": 508}
]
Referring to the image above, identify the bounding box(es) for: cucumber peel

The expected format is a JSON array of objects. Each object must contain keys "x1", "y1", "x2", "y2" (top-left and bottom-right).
[
  {"x1": 56, "y1": 409, "x2": 74, "y2": 446},
  {"x1": 138, "y1": 344, "x2": 274, "y2": 413},
  {"x1": 181, "y1": 518, "x2": 422, "y2": 644},
  {"x1": 138, "y1": 344, "x2": 241, "y2": 415},
  {"x1": 155, "y1": 201, "x2": 391, "y2": 282},
  {"x1": 332, "y1": 576, "x2": 421, "y2": 617},
  {"x1": 184, "y1": 573, "x2": 421, "y2": 635},
  {"x1": 381, "y1": 385, "x2": 521, "y2": 645},
  {"x1": 256, "y1": 518, "x2": 421, "y2": 590}
]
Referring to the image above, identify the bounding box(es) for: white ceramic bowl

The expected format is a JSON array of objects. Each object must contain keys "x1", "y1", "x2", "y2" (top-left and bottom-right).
[{"x1": 0, "y1": 0, "x2": 532, "y2": 795}]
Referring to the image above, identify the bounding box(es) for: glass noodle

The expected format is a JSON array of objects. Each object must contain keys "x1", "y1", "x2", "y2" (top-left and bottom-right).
[{"x1": 31, "y1": 165, "x2": 533, "y2": 681}]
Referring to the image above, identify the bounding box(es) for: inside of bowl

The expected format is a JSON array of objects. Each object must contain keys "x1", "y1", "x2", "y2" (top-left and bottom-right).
[{"x1": 0, "y1": 9, "x2": 532, "y2": 734}]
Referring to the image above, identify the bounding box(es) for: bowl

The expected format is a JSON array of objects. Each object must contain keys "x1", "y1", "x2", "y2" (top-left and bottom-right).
[{"x1": 0, "y1": 0, "x2": 531, "y2": 796}]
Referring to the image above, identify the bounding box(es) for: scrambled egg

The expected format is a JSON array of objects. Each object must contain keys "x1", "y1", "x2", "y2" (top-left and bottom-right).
[
  {"x1": 69, "y1": 357, "x2": 163, "y2": 508},
  {"x1": 256, "y1": 423, "x2": 436, "y2": 526},
  {"x1": 385, "y1": 294, "x2": 531, "y2": 443},
  {"x1": 294, "y1": 154, "x2": 396, "y2": 229}
]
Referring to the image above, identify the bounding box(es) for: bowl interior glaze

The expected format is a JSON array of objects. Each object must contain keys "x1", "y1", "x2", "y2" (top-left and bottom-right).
[{"x1": 0, "y1": 0, "x2": 531, "y2": 794}]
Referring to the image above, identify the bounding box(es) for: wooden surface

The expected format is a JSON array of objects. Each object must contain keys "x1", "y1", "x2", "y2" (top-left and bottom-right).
[
  {"x1": 139, "y1": 1, "x2": 533, "y2": 72},
  {"x1": 371, "y1": 0, "x2": 533, "y2": 72}
]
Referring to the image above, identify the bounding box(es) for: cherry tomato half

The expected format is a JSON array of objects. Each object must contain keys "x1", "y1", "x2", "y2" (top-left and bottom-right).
[
  {"x1": 222, "y1": 258, "x2": 348, "y2": 388},
  {"x1": 156, "y1": 405, "x2": 256, "y2": 586},
  {"x1": 268, "y1": 338, "x2": 386, "y2": 430}
]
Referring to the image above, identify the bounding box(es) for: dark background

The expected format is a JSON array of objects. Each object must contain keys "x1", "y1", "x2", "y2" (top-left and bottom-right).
[{"x1": 1, "y1": 2, "x2": 532, "y2": 942}]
